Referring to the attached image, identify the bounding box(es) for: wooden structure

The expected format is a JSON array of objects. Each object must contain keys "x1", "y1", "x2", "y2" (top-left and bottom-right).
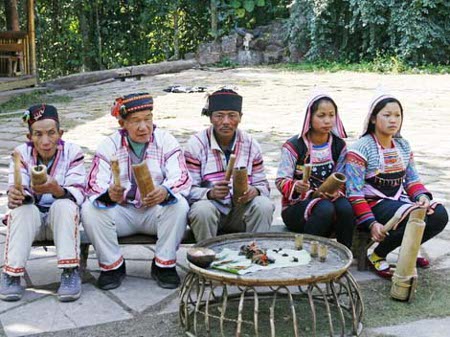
[{"x1": 0, "y1": 0, "x2": 37, "y2": 91}]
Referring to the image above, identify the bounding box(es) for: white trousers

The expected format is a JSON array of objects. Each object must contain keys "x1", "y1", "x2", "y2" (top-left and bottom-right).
[
  {"x1": 81, "y1": 198, "x2": 189, "y2": 270},
  {"x1": 4, "y1": 199, "x2": 81, "y2": 276},
  {"x1": 188, "y1": 196, "x2": 274, "y2": 242}
]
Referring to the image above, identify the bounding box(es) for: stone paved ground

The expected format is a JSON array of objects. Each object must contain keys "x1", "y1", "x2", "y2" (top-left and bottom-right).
[{"x1": 0, "y1": 68, "x2": 449, "y2": 336}]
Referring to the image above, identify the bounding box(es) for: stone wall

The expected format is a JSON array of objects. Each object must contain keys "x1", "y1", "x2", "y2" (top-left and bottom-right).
[{"x1": 197, "y1": 20, "x2": 291, "y2": 66}]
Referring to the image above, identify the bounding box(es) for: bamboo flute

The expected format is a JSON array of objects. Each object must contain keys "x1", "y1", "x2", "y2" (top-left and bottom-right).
[
  {"x1": 312, "y1": 172, "x2": 346, "y2": 198},
  {"x1": 132, "y1": 161, "x2": 155, "y2": 199},
  {"x1": 31, "y1": 164, "x2": 47, "y2": 186},
  {"x1": 13, "y1": 150, "x2": 22, "y2": 191},
  {"x1": 110, "y1": 155, "x2": 121, "y2": 188}
]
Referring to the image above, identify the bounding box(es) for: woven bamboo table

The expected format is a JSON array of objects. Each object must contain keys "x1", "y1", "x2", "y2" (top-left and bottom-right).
[{"x1": 179, "y1": 233, "x2": 364, "y2": 337}]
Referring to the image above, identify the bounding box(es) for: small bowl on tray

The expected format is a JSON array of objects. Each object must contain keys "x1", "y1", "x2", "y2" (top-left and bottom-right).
[{"x1": 187, "y1": 247, "x2": 216, "y2": 268}]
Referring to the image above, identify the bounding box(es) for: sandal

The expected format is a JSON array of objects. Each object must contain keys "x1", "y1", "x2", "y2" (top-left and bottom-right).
[{"x1": 367, "y1": 253, "x2": 393, "y2": 279}]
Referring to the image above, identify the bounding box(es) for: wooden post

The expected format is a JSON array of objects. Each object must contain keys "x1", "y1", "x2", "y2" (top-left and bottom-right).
[
  {"x1": 27, "y1": 0, "x2": 36, "y2": 76},
  {"x1": 390, "y1": 208, "x2": 427, "y2": 302}
]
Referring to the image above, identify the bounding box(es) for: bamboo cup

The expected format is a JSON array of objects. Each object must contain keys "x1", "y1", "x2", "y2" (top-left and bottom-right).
[
  {"x1": 110, "y1": 155, "x2": 121, "y2": 188},
  {"x1": 390, "y1": 208, "x2": 427, "y2": 302},
  {"x1": 295, "y1": 234, "x2": 303, "y2": 250},
  {"x1": 132, "y1": 161, "x2": 155, "y2": 200},
  {"x1": 312, "y1": 172, "x2": 347, "y2": 198},
  {"x1": 319, "y1": 244, "x2": 328, "y2": 262},
  {"x1": 12, "y1": 150, "x2": 22, "y2": 191},
  {"x1": 302, "y1": 164, "x2": 312, "y2": 183},
  {"x1": 224, "y1": 154, "x2": 236, "y2": 181},
  {"x1": 232, "y1": 167, "x2": 248, "y2": 201},
  {"x1": 31, "y1": 164, "x2": 47, "y2": 186},
  {"x1": 310, "y1": 240, "x2": 319, "y2": 257}
]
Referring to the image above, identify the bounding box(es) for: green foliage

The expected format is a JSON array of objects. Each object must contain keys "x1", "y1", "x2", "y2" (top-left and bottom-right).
[
  {"x1": 271, "y1": 58, "x2": 450, "y2": 74},
  {"x1": 287, "y1": 0, "x2": 450, "y2": 66}
]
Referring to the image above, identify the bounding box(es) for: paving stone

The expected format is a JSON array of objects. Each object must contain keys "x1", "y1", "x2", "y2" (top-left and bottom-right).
[
  {"x1": 24, "y1": 258, "x2": 61, "y2": 286},
  {"x1": 0, "y1": 284, "x2": 133, "y2": 337},
  {"x1": 109, "y1": 276, "x2": 178, "y2": 313},
  {"x1": 0, "y1": 288, "x2": 49, "y2": 315},
  {"x1": 120, "y1": 245, "x2": 155, "y2": 260},
  {"x1": 421, "y1": 238, "x2": 450, "y2": 262}
]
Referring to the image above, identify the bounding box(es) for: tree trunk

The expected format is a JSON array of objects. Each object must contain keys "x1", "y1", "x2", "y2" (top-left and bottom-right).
[
  {"x1": 4, "y1": 0, "x2": 20, "y2": 31},
  {"x1": 210, "y1": 0, "x2": 218, "y2": 41},
  {"x1": 94, "y1": 0, "x2": 103, "y2": 70},
  {"x1": 77, "y1": 0, "x2": 91, "y2": 71},
  {"x1": 173, "y1": 7, "x2": 180, "y2": 60}
]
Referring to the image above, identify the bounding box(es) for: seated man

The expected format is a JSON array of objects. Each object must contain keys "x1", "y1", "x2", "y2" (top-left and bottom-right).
[
  {"x1": 1, "y1": 104, "x2": 86, "y2": 302},
  {"x1": 185, "y1": 88, "x2": 274, "y2": 241},
  {"x1": 82, "y1": 93, "x2": 191, "y2": 290}
]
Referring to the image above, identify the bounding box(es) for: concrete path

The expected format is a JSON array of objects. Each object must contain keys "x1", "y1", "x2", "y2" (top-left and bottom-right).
[{"x1": 0, "y1": 68, "x2": 449, "y2": 336}]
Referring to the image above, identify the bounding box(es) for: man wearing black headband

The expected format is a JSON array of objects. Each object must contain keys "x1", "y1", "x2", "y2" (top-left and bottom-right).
[
  {"x1": 185, "y1": 89, "x2": 274, "y2": 241},
  {"x1": 1, "y1": 104, "x2": 86, "y2": 302}
]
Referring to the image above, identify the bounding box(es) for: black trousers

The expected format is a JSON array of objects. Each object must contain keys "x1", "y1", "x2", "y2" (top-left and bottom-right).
[
  {"x1": 281, "y1": 197, "x2": 355, "y2": 249},
  {"x1": 372, "y1": 199, "x2": 448, "y2": 257}
]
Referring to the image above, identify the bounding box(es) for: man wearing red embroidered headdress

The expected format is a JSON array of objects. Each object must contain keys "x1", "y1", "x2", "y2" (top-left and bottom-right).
[
  {"x1": 0, "y1": 104, "x2": 86, "y2": 302},
  {"x1": 82, "y1": 93, "x2": 192, "y2": 290}
]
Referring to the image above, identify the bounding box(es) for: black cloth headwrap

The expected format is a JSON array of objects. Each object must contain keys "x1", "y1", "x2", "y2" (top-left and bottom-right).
[
  {"x1": 202, "y1": 89, "x2": 242, "y2": 116},
  {"x1": 22, "y1": 104, "x2": 59, "y2": 126}
]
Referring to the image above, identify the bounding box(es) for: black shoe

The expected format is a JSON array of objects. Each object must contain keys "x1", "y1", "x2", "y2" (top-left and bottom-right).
[
  {"x1": 151, "y1": 260, "x2": 180, "y2": 289},
  {"x1": 97, "y1": 260, "x2": 126, "y2": 290}
]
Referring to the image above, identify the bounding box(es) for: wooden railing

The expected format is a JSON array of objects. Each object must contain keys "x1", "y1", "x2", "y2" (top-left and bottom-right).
[{"x1": 0, "y1": 31, "x2": 30, "y2": 77}]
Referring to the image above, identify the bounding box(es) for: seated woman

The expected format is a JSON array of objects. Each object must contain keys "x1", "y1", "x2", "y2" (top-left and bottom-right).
[
  {"x1": 276, "y1": 92, "x2": 354, "y2": 249},
  {"x1": 345, "y1": 93, "x2": 448, "y2": 278}
]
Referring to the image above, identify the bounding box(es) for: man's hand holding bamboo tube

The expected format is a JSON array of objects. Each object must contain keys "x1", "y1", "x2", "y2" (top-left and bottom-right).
[
  {"x1": 207, "y1": 181, "x2": 230, "y2": 200},
  {"x1": 108, "y1": 183, "x2": 125, "y2": 203},
  {"x1": 32, "y1": 176, "x2": 65, "y2": 198},
  {"x1": 7, "y1": 186, "x2": 25, "y2": 209},
  {"x1": 143, "y1": 186, "x2": 169, "y2": 207},
  {"x1": 235, "y1": 185, "x2": 259, "y2": 204}
]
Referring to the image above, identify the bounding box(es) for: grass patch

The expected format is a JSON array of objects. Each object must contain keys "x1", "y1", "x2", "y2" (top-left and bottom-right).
[
  {"x1": 361, "y1": 268, "x2": 450, "y2": 328},
  {"x1": 183, "y1": 268, "x2": 450, "y2": 337},
  {"x1": 0, "y1": 90, "x2": 72, "y2": 115},
  {"x1": 270, "y1": 58, "x2": 450, "y2": 75}
]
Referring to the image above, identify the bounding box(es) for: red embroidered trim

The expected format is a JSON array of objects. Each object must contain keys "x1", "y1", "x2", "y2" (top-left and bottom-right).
[
  {"x1": 58, "y1": 258, "x2": 80, "y2": 265},
  {"x1": 4, "y1": 265, "x2": 25, "y2": 275},
  {"x1": 99, "y1": 256, "x2": 124, "y2": 271},
  {"x1": 154, "y1": 256, "x2": 176, "y2": 267}
]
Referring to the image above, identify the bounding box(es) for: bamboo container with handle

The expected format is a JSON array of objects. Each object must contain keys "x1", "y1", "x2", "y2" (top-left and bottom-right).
[
  {"x1": 132, "y1": 161, "x2": 155, "y2": 200},
  {"x1": 31, "y1": 164, "x2": 47, "y2": 186},
  {"x1": 312, "y1": 172, "x2": 346, "y2": 198},
  {"x1": 232, "y1": 167, "x2": 248, "y2": 201},
  {"x1": 390, "y1": 208, "x2": 427, "y2": 302},
  {"x1": 224, "y1": 154, "x2": 236, "y2": 181},
  {"x1": 110, "y1": 155, "x2": 121, "y2": 188}
]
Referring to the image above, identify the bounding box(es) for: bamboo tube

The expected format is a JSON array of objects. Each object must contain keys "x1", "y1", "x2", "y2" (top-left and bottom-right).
[
  {"x1": 390, "y1": 208, "x2": 427, "y2": 301},
  {"x1": 31, "y1": 164, "x2": 47, "y2": 186},
  {"x1": 310, "y1": 241, "x2": 319, "y2": 258},
  {"x1": 224, "y1": 154, "x2": 236, "y2": 181},
  {"x1": 232, "y1": 167, "x2": 248, "y2": 201},
  {"x1": 295, "y1": 234, "x2": 303, "y2": 250},
  {"x1": 302, "y1": 164, "x2": 311, "y2": 183},
  {"x1": 319, "y1": 244, "x2": 328, "y2": 262},
  {"x1": 312, "y1": 172, "x2": 346, "y2": 198},
  {"x1": 132, "y1": 161, "x2": 155, "y2": 200},
  {"x1": 13, "y1": 150, "x2": 22, "y2": 191},
  {"x1": 110, "y1": 155, "x2": 121, "y2": 188}
]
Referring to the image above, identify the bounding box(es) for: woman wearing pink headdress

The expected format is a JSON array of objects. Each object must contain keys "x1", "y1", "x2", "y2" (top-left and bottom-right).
[
  {"x1": 344, "y1": 93, "x2": 448, "y2": 278},
  {"x1": 276, "y1": 93, "x2": 354, "y2": 248}
]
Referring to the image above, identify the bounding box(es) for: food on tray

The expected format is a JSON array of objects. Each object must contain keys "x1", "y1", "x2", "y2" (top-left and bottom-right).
[{"x1": 239, "y1": 241, "x2": 275, "y2": 266}]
